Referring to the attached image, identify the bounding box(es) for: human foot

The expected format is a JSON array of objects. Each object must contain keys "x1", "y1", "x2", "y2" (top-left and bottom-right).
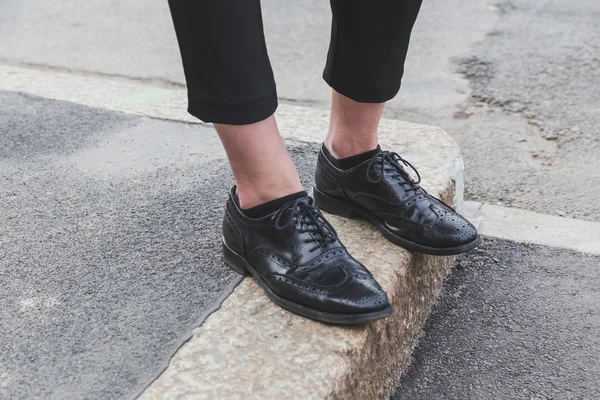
[
  {"x1": 314, "y1": 145, "x2": 480, "y2": 255},
  {"x1": 222, "y1": 187, "x2": 392, "y2": 324}
]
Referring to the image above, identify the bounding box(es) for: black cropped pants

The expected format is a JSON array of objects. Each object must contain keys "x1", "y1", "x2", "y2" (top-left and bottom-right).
[{"x1": 168, "y1": 0, "x2": 422, "y2": 125}]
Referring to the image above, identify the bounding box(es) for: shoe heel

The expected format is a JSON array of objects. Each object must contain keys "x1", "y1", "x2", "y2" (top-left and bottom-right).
[
  {"x1": 222, "y1": 240, "x2": 250, "y2": 276},
  {"x1": 313, "y1": 187, "x2": 358, "y2": 219}
]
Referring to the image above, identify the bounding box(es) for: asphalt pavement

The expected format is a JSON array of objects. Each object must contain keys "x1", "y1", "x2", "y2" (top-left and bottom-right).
[
  {"x1": 393, "y1": 238, "x2": 600, "y2": 400},
  {"x1": 441, "y1": 0, "x2": 600, "y2": 222}
]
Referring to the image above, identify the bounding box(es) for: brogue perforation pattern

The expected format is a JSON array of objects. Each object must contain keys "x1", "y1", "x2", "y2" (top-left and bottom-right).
[
  {"x1": 316, "y1": 162, "x2": 346, "y2": 198},
  {"x1": 430, "y1": 206, "x2": 477, "y2": 241},
  {"x1": 223, "y1": 186, "x2": 392, "y2": 319},
  {"x1": 224, "y1": 203, "x2": 245, "y2": 253}
]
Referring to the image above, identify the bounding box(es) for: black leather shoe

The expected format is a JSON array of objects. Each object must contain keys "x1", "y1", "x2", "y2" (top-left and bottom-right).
[
  {"x1": 314, "y1": 145, "x2": 481, "y2": 255},
  {"x1": 222, "y1": 187, "x2": 392, "y2": 324}
]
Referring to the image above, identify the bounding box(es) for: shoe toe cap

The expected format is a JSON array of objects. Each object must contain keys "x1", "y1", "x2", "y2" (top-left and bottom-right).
[
  {"x1": 265, "y1": 255, "x2": 391, "y2": 317},
  {"x1": 330, "y1": 274, "x2": 391, "y2": 314},
  {"x1": 433, "y1": 208, "x2": 479, "y2": 245}
]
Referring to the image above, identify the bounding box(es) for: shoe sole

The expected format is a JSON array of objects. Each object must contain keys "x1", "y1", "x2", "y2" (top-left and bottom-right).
[
  {"x1": 222, "y1": 239, "x2": 393, "y2": 325},
  {"x1": 313, "y1": 187, "x2": 481, "y2": 256}
]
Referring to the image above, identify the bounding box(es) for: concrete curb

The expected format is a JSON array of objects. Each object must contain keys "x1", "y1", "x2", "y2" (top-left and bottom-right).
[
  {"x1": 464, "y1": 201, "x2": 600, "y2": 255},
  {"x1": 1, "y1": 65, "x2": 463, "y2": 399}
]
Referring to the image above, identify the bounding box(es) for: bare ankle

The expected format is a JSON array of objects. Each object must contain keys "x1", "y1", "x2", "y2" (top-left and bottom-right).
[
  {"x1": 214, "y1": 115, "x2": 304, "y2": 209},
  {"x1": 326, "y1": 90, "x2": 383, "y2": 159},
  {"x1": 324, "y1": 136, "x2": 378, "y2": 159}
]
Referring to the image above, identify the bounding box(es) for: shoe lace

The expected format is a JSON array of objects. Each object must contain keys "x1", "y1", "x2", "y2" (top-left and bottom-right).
[
  {"x1": 272, "y1": 197, "x2": 338, "y2": 253},
  {"x1": 366, "y1": 151, "x2": 422, "y2": 194}
]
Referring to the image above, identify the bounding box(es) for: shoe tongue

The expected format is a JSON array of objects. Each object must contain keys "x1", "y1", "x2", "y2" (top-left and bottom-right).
[
  {"x1": 295, "y1": 201, "x2": 335, "y2": 245},
  {"x1": 383, "y1": 156, "x2": 411, "y2": 181},
  {"x1": 290, "y1": 197, "x2": 321, "y2": 226},
  {"x1": 275, "y1": 195, "x2": 314, "y2": 223},
  {"x1": 299, "y1": 196, "x2": 313, "y2": 205},
  {"x1": 380, "y1": 155, "x2": 423, "y2": 193}
]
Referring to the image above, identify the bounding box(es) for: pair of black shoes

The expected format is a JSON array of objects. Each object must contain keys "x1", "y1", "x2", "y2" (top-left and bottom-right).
[{"x1": 222, "y1": 145, "x2": 480, "y2": 324}]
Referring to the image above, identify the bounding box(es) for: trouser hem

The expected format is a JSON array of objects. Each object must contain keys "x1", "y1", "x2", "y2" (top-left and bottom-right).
[
  {"x1": 187, "y1": 91, "x2": 278, "y2": 125},
  {"x1": 323, "y1": 73, "x2": 401, "y2": 103}
]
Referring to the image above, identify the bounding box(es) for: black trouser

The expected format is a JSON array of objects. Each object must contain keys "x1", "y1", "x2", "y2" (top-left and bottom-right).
[{"x1": 168, "y1": 0, "x2": 423, "y2": 125}]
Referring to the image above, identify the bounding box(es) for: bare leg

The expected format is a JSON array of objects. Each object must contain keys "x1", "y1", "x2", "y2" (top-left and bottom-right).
[
  {"x1": 214, "y1": 115, "x2": 303, "y2": 209},
  {"x1": 323, "y1": 90, "x2": 385, "y2": 159}
]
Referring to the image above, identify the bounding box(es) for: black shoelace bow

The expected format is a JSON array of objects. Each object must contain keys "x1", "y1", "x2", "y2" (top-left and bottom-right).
[
  {"x1": 272, "y1": 197, "x2": 338, "y2": 252},
  {"x1": 366, "y1": 151, "x2": 422, "y2": 194}
]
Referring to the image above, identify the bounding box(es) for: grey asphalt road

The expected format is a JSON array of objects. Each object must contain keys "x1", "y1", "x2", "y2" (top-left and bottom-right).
[
  {"x1": 0, "y1": 91, "x2": 322, "y2": 399},
  {"x1": 1, "y1": 0, "x2": 598, "y2": 220},
  {"x1": 393, "y1": 238, "x2": 600, "y2": 400}
]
